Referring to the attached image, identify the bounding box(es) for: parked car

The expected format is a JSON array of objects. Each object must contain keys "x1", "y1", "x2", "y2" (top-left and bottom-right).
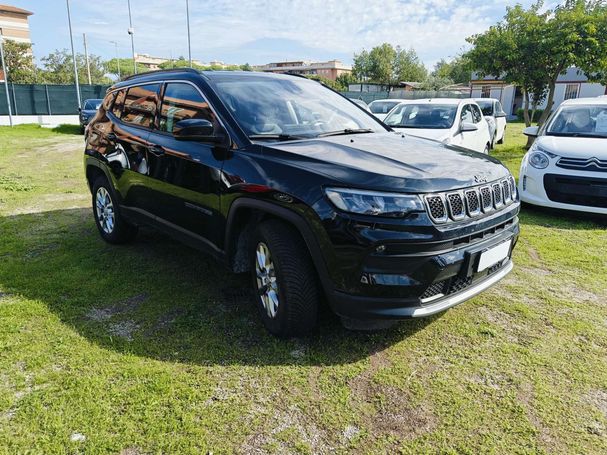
[
  {"x1": 384, "y1": 99, "x2": 493, "y2": 154},
  {"x1": 350, "y1": 98, "x2": 371, "y2": 112},
  {"x1": 474, "y1": 98, "x2": 508, "y2": 147},
  {"x1": 79, "y1": 98, "x2": 102, "y2": 133},
  {"x1": 519, "y1": 97, "x2": 607, "y2": 214},
  {"x1": 368, "y1": 99, "x2": 406, "y2": 121},
  {"x1": 84, "y1": 69, "x2": 519, "y2": 337}
]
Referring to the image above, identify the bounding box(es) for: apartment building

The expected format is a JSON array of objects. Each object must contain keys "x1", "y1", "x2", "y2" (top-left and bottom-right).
[{"x1": 253, "y1": 60, "x2": 352, "y2": 81}]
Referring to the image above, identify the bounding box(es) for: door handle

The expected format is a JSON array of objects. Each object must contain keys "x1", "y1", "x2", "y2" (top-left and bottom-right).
[{"x1": 148, "y1": 145, "x2": 165, "y2": 156}]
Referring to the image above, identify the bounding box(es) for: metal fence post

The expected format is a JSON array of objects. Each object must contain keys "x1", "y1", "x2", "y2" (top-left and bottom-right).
[
  {"x1": 11, "y1": 83, "x2": 17, "y2": 115},
  {"x1": 45, "y1": 84, "x2": 52, "y2": 115}
]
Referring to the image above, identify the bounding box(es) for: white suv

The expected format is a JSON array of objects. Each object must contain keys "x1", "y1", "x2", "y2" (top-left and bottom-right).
[
  {"x1": 519, "y1": 97, "x2": 607, "y2": 214},
  {"x1": 384, "y1": 99, "x2": 492, "y2": 154}
]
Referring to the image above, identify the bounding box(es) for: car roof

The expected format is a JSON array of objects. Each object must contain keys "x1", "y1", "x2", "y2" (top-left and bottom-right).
[
  {"x1": 368, "y1": 99, "x2": 408, "y2": 103},
  {"x1": 393, "y1": 98, "x2": 467, "y2": 106},
  {"x1": 473, "y1": 98, "x2": 499, "y2": 103},
  {"x1": 561, "y1": 97, "x2": 607, "y2": 106}
]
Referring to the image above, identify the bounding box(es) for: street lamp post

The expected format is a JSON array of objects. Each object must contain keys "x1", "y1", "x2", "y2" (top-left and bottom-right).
[
  {"x1": 83, "y1": 33, "x2": 91, "y2": 84},
  {"x1": 127, "y1": 0, "x2": 137, "y2": 74},
  {"x1": 186, "y1": 0, "x2": 192, "y2": 67},
  {"x1": 110, "y1": 41, "x2": 121, "y2": 79},
  {"x1": 0, "y1": 32, "x2": 13, "y2": 127},
  {"x1": 66, "y1": 0, "x2": 81, "y2": 109}
]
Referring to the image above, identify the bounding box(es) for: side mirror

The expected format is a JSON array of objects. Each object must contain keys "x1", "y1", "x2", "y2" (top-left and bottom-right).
[
  {"x1": 173, "y1": 118, "x2": 223, "y2": 143},
  {"x1": 523, "y1": 126, "x2": 539, "y2": 137},
  {"x1": 460, "y1": 122, "x2": 478, "y2": 133},
  {"x1": 495, "y1": 112, "x2": 507, "y2": 118}
]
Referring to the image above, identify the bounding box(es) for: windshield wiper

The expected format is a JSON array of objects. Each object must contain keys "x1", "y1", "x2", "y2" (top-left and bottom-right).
[
  {"x1": 248, "y1": 134, "x2": 307, "y2": 141},
  {"x1": 316, "y1": 128, "x2": 374, "y2": 138}
]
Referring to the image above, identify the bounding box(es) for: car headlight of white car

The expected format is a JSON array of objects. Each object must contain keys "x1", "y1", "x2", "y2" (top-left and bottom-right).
[{"x1": 527, "y1": 143, "x2": 557, "y2": 170}]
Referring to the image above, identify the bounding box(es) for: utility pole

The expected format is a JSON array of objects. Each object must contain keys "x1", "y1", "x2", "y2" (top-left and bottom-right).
[
  {"x1": 127, "y1": 0, "x2": 137, "y2": 74},
  {"x1": 110, "y1": 41, "x2": 121, "y2": 79},
  {"x1": 0, "y1": 32, "x2": 13, "y2": 126},
  {"x1": 66, "y1": 0, "x2": 81, "y2": 109},
  {"x1": 186, "y1": 0, "x2": 192, "y2": 67},
  {"x1": 83, "y1": 33, "x2": 91, "y2": 84}
]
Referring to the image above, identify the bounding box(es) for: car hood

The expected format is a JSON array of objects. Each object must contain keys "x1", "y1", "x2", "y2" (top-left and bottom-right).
[
  {"x1": 81, "y1": 109, "x2": 97, "y2": 116},
  {"x1": 537, "y1": 135, "x2": 607, "y2": 159},
  {"x1": 391, "y1": 127, "x2": 451, "y2": 142},
  {"x1": 263, "y1": 132, "x2": 509, "y2": 193}
]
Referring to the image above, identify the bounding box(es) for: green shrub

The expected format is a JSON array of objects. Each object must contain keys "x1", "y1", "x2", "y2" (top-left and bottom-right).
[{"x1": 516, "y1": 108, "x2": 544, "y2": 122}]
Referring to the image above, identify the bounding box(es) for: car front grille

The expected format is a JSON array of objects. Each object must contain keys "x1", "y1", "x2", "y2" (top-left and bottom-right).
[
  {"x1": 556, "y1": 156, "x2": 607, "y2": 173},
  {"x1": 544, "y1": 173, "x2": 607, "y2": 208},
  {"x1": 424, "y1": 176, "x2": 517, "y2": 224}
]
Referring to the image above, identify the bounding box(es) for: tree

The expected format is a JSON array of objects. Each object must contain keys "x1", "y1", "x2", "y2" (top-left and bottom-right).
[
  {"x1": 466, "y1": 0, "x2": 607, "y2": 131},
  {"x1": 104, "y1": 58, "x2": 149, "y2": 78},
  {"x1": 433, "y1": 55, "x2": 471, "y2": 84},
  {"x1": 40, "y1": 49, "x2": 111, "y2": 84},
  {"x1": 240, "y1": 63, "x2": 252, "y2": 71},
  {"x1": 0, "y1": 39, "x2": 37, "y2": 83},
  {"x1": 335, "y1": 72, "x2": 356, "y2": 91},
  {"x1": 368, "y1": 43, "x2": 396, "y2": 86},
  {"x1": 420, "y1": 74, "x2": 454, "y2": 91},
  {"x1": 304, "y1": 74, "x2": 341, "y2": 90},
  {"x1": 393, "y1": 47, "x2": 427, "y2": 83},
  {"x1": 352, "y1": 49, "x2": 371, "y2": 81}
]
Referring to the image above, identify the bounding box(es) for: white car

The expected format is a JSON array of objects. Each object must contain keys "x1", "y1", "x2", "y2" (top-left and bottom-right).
[
  {"x1": 383, "y1": 99, "x2": 492, "y2": 154},
  {"x1": 519, "y1": 97, "x2": 607, "y2": 214},
  {"x1": 350, "y1": 98, "x2": 371, "y2": 112},
  {"x1": 368, "y1": 99, "x2": 407, "y2": 121},
  {"x1": 474, "y1": 98, "x2": 508, "y2": 147}
]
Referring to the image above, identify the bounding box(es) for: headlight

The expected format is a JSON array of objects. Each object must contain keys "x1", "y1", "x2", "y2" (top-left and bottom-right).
[
  {"x1": 528, "y1": 151, "x2": 549, "y2": 169},
  {"x1": 325, "y1": 188, "x2": 424, "y2": 217}
]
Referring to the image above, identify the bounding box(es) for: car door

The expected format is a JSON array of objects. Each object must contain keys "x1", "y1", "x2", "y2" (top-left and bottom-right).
[
  {"x1": 144, "y1": 81, "x2": 225, "y2": 247},
  {"x1": 470, "y1": 103, "x2": 489, "y2": 153},
  {"x1": 102, "y1": 83, "x2": 161, "y2": 210},
  {"x1": 494, "y1": 101, "x2": 507, "y2": 141}
]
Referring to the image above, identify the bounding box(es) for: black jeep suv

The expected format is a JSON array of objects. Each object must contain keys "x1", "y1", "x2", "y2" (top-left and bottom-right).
[{"x1": 84, "y1": 69, "x2": 519, "y2": 337}]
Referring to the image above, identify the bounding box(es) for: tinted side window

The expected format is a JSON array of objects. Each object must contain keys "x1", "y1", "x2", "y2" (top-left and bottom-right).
[
  {"x1": 102, "y1": 92, "x2": 116, "y2": 111},
  {"x1": 461, "y1": 105, "x2": 473, "y2": 123},
  {"x1": 471, "y1": 105, "x2": 483, "y2": 123},
  {"x1": 122, "y1": 84, "x2": 161, "y2": 128},
  {"x1": 112, "y1": 89, "x2": 127, "y2": 117},
  {"x1": 159, "y1": 83, "x2": 218, "y2": 133}
]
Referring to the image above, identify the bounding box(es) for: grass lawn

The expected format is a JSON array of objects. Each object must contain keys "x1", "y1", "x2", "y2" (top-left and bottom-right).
[{"x1": 1, "y1": 123, "x2": 606, "y2": 454}]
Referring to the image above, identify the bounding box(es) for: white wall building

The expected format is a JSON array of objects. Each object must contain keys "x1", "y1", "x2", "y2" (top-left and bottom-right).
[{"x1": 470, "y1": 68, "x2": 607, "y2": 118}]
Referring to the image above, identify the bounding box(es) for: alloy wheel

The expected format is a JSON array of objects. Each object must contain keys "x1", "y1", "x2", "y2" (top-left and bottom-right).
[
  {"x1": 255, "y1": 242, "x2": 280, "y2": 318},
  {"x1": 95, "y1": 187, "x2": 115, "y2": 234}
]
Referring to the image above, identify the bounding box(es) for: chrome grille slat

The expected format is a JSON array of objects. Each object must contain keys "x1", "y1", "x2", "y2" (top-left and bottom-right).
[
  {"x1": 557, "y1": 157, "x2": 607, "y2": 173},
  {"x1": 424, "y1": 178, "x2": 517, "y2": 225}
]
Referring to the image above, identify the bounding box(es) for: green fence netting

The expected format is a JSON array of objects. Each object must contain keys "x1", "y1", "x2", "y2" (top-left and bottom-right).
[{"x1": 0, "y1": 84, "x2": 110, "y2": 116}]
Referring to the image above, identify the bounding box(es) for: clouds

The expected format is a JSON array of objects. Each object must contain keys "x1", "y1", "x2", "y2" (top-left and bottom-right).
[{"x1": 26, "y1": 0, "x2": 537, "y2": 67}]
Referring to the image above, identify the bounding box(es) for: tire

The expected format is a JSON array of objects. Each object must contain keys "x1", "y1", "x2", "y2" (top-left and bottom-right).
[
  {"x1": 497, "y1": 132, "x2": 505, "y2": 145},
  {"x1": 250, "y1": 219, "x2": 319, "y2": 337},
  {"x1": 91, "y1": 176, "x2": 138, "y2": 244},
  {"x1": 484, "y1": 144, "x2": 490, "y2": 154}
]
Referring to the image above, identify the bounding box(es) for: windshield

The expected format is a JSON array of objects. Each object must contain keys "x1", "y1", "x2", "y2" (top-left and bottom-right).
[
  {"x1": 84, "y1": 99, "x2": 102, "y2": 110},
  {"x1": 476, "y1": 100, "x2": 494, "y2": 116},
  {"x1": 211, "y1": 76, "x2": 384, "y2": 139},
  {"x1": 546, "y1": 105, "x2": 607, "y2": 138},
  {"x1": 369, "y1": 100, "x2": 400, "y2": 114},
  {"x1": 384, "y1": 103, "x2": 458, "y2": 129}
]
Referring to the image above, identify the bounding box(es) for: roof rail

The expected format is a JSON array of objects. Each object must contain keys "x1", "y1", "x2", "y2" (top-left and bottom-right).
[{"x1": 122, "y1": 67, "x2": 200, "y2": 81}]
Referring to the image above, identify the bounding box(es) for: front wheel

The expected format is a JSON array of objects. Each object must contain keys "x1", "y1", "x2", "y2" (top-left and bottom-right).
[
  {"x1": 250, "y1": 220, "x2": 320, "y2": 337},
  {"x1": 92, "y1": 176, "x2": 138, "y2": 244}
]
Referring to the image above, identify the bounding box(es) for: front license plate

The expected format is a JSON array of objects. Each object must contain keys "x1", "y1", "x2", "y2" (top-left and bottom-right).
[{"x1": 477, "y1": 240, "x2": 512, "y2": 272}]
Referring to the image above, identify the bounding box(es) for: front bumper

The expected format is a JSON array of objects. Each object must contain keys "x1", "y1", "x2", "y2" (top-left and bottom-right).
[
  {"x1": 331, "y1": 260, "x2": 513, "y2": 319},
  {"x1": 519, "y1": 155, "x2": 607, "y2": 215}
]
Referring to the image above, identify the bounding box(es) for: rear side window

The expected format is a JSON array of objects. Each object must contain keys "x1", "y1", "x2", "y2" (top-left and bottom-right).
[
  {"x1": 471, "y1": 105, "x2": 483, "y2": 123},
  {"x1": 159, "y1": 83, "x2": 218, "y2": 133},
  {"x1": 461, "y1": 105, "x2": 474, "y2": 123},
  {"x1": 112, "y1": 89, "x2": 127, "y2": 117},
  {"x1": 122, "y1": 84, "x2": 161, "y2": 128}
]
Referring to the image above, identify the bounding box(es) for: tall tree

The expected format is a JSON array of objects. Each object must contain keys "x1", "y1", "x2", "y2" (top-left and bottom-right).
[
  {"x1": 433, "y1": 55, "x2": 471, "y2": 84},
  {"x1": 40, "y1": 49, "x2": 111, "y2": 84},
  {"x1": 368, "y1": 43, "x2": 396, "y2": 86},
  {"x1": 0, "y1": 39, "x2": 37, "y2": 83},
  {"x1": 104, "y1": 58, "x2": 149, "y2": 78},
  {"x1": 352, "y1": 49, "x2": 371, "y2": 82},
  {"x1": 393, "y1": 47, "x2": 427, "y2": 83}
]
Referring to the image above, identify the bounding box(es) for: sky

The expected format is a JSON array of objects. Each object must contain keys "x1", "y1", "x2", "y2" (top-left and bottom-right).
[{"x1": 9, "y1": 0, "x2": 540, "y2": 69}]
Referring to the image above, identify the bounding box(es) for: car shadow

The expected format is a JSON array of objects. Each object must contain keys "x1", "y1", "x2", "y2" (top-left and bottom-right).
[{"x1": 0, "y1": 207, "x2": 440, "y2": 367}]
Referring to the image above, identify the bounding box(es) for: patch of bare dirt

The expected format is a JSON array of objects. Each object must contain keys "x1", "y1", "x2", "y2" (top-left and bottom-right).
[
  {"x1": 348, "y1": 350, "x2": 437, "y2": 442},
  {"x1": 86, "y1": 293, "x2": 148, "y2": 322},
  {"x1": 107, "y1": 320, "x2": 140, "y2": 341},
  {"x1": 586, "y1": 389, "x2": 607, "y2": 419},
  {"x1": 517, "y1": 382, "x2": 559, "y2": 452}
]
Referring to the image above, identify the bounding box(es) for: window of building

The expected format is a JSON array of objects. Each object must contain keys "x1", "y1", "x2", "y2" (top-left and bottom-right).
[
  {"x1": 564, "y1": 83, "x2": 580, "y2": 100},
  {"x1": 159, "y1": 83, "x2": 217, "y2": 134},
  {"x1": 122, "y1": 83, "x2": 161, "y2": 128},
  {"x1": 481, "y1": 86, "x2": 491, "y2": 98}
]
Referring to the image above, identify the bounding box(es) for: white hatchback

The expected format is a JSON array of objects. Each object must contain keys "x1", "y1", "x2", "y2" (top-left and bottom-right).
[
  {"x1": 519, "y1": 97, "x2": 607, "y2": 214},
  {"x1": 383, "y1": 99, "x2": 492, "y2": 154},
  {"x1": 368, "y1": 99, "x2": 407, "y2": 121}
]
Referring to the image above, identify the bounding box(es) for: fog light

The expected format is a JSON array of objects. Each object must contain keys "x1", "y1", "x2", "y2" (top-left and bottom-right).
[
  {"x1": 360, "y1": 273, "x2": 420, "y2": 286},
  {"x1": 376, "y1": 245, "x2": 386, "y2": 253}
]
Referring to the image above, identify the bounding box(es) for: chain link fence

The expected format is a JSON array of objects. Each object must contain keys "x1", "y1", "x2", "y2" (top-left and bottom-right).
[
  {"x1": 342, "y1": 90, "x2": 470, "y2": 104},
  {"x1": 0, "y1": 84, "x2": 110, "y2": 116}
]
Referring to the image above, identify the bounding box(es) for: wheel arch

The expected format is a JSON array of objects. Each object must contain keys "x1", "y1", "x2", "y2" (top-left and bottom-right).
[{"x1": 224, "y1": 198, "x2": 333, "y2": 295}]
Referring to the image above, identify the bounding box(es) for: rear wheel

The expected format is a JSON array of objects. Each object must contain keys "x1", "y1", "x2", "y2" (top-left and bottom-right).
[
  {"x1": 484, "y1": 144, "x2": 490, "y2": 154},
  {"x1": 250, "y1": 220, "x2": 319, "y2": 337},
  {"x1": 92, "y1": 176, "x2": 138, "y2": 244}
]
